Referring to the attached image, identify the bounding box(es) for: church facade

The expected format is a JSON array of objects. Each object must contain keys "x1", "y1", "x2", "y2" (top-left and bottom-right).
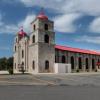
[{"x1": 13, "y1": 9, "x2": 100, "y2": 74}]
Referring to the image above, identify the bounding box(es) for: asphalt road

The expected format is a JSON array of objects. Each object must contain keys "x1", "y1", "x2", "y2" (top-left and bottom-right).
[
  {"x1": 0, "y1": 73, "x2": 100, "y2": 100},
  {"x1": 0, "y1": 85, "x2": 100, "y2": 100},
  {"x1": 1, "y1": 73, "x2": 100, "y2": 86}
]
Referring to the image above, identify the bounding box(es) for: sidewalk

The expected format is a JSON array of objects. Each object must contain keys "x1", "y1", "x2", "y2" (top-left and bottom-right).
[{"x1": 35, "y1": 72, "x2": 100, "y2": 76}]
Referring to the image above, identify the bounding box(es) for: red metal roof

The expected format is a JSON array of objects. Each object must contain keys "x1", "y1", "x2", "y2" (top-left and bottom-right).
[
  {"x1": 18, "y1": 27, "x2": 27, "y2": 37},
  {"x1": 55, "y1": 45, "x2": 100, "y2": 55},
  {"x1": 37, "y1": 8, "x2": 48, "y2": 20}
]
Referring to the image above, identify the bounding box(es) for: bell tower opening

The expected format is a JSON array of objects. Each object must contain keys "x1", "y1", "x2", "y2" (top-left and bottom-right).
[
  {"x1": 44, "y1": 34, "x2": 49, "y2": 43},
  {"x1": 44, "y1": 24, "x2": 48, "y2": 30}
]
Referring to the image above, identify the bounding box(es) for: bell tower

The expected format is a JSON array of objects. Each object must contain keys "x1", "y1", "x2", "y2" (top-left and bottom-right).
[{"x1": 29, "y1": 8, "x2": 55, "y2": 73}]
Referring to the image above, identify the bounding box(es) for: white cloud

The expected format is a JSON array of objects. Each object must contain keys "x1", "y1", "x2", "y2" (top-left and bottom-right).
[
  {"x1": 64, "y1": 0, "x2": 100, "y2": 16},
  {"x1": 18, "y1": 14, "x2": 36, "y2": 33},
  {"x1": 1, "y1": 0, "x2": 18, "y2": 4},
  {"x1": 0, "y1": 12, "x2": 36, "y2": 34},
  {"x1": 20, "y1": 0, "x2": 100, "y2": 16},
  {"x1": 1, "y1": 0, "x2": 100, "y2": 33},
  {"x1": 0, "y1": 13, "x2": 18, "y2": 34},
  {"x1": 53, "y1": 13, "x2": 82, "y2": 33},
  {"x1": 0, "y1": 25, "x2": 18, "y2": 34},
  {"x1": 75, "y1": 35, "x2": 100, "y2": 44},
  {"x1": 20, "y1": 0, "x2": 64, "y2": 11},
  {"x1": 20, "y1": 0, "x2": 33, "y2": 6},
  {"x1": 19, "y1": 0, "x2": 100, "y2": 33},
  {"x1": 89, "y1": 17, "x2": 100, "y2": 33},
  {"x1": 0, "y1": 14, "x2": 4, "y2": 26}
]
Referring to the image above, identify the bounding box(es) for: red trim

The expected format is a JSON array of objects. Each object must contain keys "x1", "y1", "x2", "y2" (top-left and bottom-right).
[
  {"x1": 55, "y1": 45, "x2": 100, "y2": 55},
  {"x1": 96, "y1": 62, "x2": 100, "y2": 65}
]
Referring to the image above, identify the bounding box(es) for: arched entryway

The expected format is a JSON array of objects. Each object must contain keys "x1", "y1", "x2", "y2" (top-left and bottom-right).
[
  {"x1": 70, "y1": 56, "x2": 74, "y2": 70},
  {"x1": 62, "y1": 55, "x2": 66, "y2": 63},
  {"x1": 78, "y1": 57, "x2": 82, "y2": 69},
  {"x1": 97, "y1": 59, "x2": 100, "y2": 69},
  {"x1": 85, "y1": 58, "x2": 89, "y2": 70},
  {"x1": 92, "y1": 59, "x2": 95, "y2": 70},
  {"x1": 20, "y1": 62, "x2": 25, "y2": 72},
  {"x1": 45, "y1": 60, "x2": 49, "y2": 70},
  {"x1": 22, "y1": 62, "x2": 24, "y2": 67},
  {"x1": 32, "y1": 61, "x2": 35, "y2": 70}
]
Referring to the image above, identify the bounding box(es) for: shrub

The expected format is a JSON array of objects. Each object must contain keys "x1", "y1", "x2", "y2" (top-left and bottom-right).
[
  {"x1": 87, "y1": 69, "x2": 89, "y2": 72},
  {"x1": 95, "y1": 69, "x2": 97, "y2": 72},
  {"x1": 19, "y1": 67, "x2": 26, "y2": 74},
  {"x1": 76, "y1": 69, "x2": 79, "y2": 73},
  {"x1": 8, "y1": 68, "x2": 13, "y2": 75}
]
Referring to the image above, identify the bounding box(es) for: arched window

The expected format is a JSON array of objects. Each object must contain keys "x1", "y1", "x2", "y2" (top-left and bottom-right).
[
  {"x1": 70, "y1": 56, "x2": 74, "y2": 70},
  {"x1": 97, "y1": 59, "x2": 100, "y2": 69},
  {"x1": 33, "y1": 25, "x2": 36, "y2": 31},
  {"x1": 22, "y1": 50, "x2": 24, "y2": 58},
  {"x1": 62, "y1": 55, "x2": 66, "y2": 63},
  {"x1": 32, "y1": 35, "x2": 35, "y2": 43},
  {"x1": 22, "y1": 62, "x2": 24, "y2": 66},
  {"x1": 45, "y1": 60, "x2": 49, "y2": 70},
  {"x1": 16, "y1": 38, "x2": 17, "y2": 43},
  {"x1": 32, "y1": 61, "x2": 35, "y2": 70},
  {"x1": 44, "y1": 24, "x2": 48, "y2": 30},
  {"x1": 15, "y1": 46, "x2": 16, "y2": 52},
  {"x1": 79, "y1": 57, "x2": 82, "y2": 69},
  {"x1": 44, "y1": 34, "x2": 49, "y2": 43},
  {"x1": 15, "y1": 63, "x2": 16, "y2": 69},
  {"x1": 21, "y1": 62, "x2": 24, "y2": 70},
  {"x1": 92, "y1": 59, "x2": 95, "y2": 70},
  {"x1": 86, "y1": 58, "x2": 89, "y2": 69}
]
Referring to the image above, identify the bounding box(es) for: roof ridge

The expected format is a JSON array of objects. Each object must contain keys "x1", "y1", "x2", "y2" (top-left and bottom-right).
[{"x1": 55, "y1": 45, "x2": 100, "y2": 55}]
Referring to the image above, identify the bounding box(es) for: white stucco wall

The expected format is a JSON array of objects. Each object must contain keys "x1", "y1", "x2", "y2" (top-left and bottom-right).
[
  {"x1": 54, "y1": 63, "x2": 71, "y2": 73},
  {"x1": 0, "y1": 71, "x2": 9, "y2": 74}
]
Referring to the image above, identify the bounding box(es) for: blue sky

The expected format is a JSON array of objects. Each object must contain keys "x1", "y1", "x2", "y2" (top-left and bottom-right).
[{"x1": 0, "y1": 0, "x2": 100, "y2": 58}]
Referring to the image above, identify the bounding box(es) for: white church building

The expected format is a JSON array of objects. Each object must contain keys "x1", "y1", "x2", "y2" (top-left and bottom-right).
[{"x1": 13, "y1": 9, "x2": 100, "y2": 74}]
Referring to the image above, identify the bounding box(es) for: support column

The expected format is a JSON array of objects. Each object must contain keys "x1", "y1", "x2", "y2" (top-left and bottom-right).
[
  {"x1": 82, "y1": 56, "x2": 86, "y2": 72},
  {"x1": 67, "y1": 52, "x2": 70, "y2": 64},
  {"x1": 59, "y1": 56, "x2": 62, "y2": 63},
  {"x1": 75, "y1": 54, "x2": 78, "y2": 71},
  {"x1": 95, "y1": 57, "x2": 98, "y2": 71},
  {"x1": 89, "y1": 56, "x2": 92, "y2": 72}
]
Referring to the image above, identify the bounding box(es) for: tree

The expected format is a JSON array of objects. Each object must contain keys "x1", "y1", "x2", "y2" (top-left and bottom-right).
[
  {"x1": 0, "y1": 57, "x2": 7, "y2": 70},
  {"x1": 7, "y1": 57, "x2": 13, "y2": 70},
  {"x1": 0, "y1": 57, "x2": 13, "y2": 70}
]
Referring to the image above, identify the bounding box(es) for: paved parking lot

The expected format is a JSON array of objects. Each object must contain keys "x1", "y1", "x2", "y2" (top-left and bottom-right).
[
  {"x1": 0, "y1": 73, "x2": 100, "y2": 86},
  {"x1": 0, "y1": 73, "x2": 100, "y2": 100}
]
